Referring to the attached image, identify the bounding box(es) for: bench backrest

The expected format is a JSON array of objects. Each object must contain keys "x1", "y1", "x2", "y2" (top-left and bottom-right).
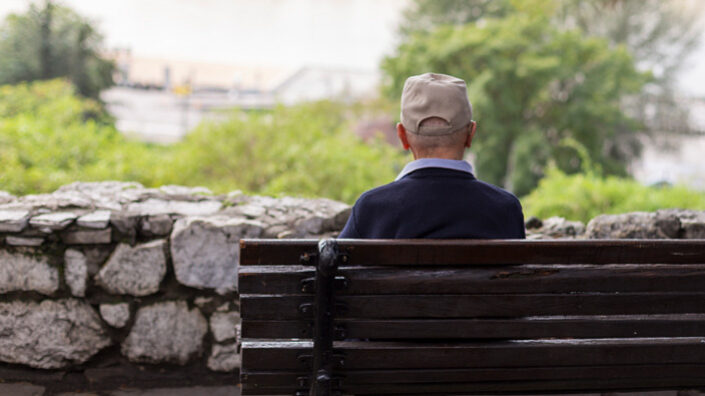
[{"x1": 239, "y1": 239, "x2": 705, "y2": 395}]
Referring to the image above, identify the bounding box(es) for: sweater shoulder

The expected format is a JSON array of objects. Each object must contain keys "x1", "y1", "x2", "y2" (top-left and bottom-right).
[
  {"x1": 354, "y1": 180, "x2": 401, "y2": 206},
  {"x1": 473, "y1": 179, "x2": 522, "y2": 205}
]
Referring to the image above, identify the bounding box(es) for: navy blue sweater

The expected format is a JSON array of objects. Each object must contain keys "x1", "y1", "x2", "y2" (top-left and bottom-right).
[{"x1": 339, "y1": 168, "x2": 525, "y2": 239}]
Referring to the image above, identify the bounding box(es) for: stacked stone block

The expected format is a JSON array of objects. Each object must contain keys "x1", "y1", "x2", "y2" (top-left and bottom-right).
[{"x1": 0, "y1": 182, "x2": 351, "y2": 393}]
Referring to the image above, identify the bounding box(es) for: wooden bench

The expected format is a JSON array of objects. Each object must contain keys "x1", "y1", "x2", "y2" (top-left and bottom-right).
[{"x1": 238, "y1": 239, "x2": 705, "y2": 395}]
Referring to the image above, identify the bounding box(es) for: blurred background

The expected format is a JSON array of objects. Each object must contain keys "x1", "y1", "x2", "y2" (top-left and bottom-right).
[{"x1": 1, "y1": 0, "x2": 704, "y2": 222}]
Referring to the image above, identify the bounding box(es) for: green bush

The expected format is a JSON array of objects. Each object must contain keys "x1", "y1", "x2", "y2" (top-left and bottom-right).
[
  {"x1": 0, "y1": 80, "x2": 407, "y2": 203},
  {"x1": 168, "y1": 101, "x2": 406, "y2": 203},
  {"x1": 522, "y1": 166, "x2": 705, "y2": 222},
  {"x1": 14, "y1": 79, "x2": 702, "y2": 218},
  {"x1": 0, "y1": 79, "x2": 169, "y2": 195}
]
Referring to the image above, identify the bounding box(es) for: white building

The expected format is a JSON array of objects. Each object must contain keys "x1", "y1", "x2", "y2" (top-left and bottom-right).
[
  {"x1": 102, "y1": 54, "x2": 381, "y2": 143},
  {"x1": 273, "y1": 66, "x2": 379, "y2": 105}
]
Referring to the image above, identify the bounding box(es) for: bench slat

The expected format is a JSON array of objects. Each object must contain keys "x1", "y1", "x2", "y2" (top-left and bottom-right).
[
  {"x1": 239, "y1": 264, "x2": 705, "y2": 294},
  {"x1": 242, "y1": 377, "x2": 705, "y2": 395},
  {"x1": 241, "y1": 292, "x2": 705, "y2": 319},
  {"x1": 240, "y1": 240, "x2": 316, "y2": 265},
  {"x1": 241, "y1": 338, "x2": 705, "y2": 370},
  {"x1": 242, "y1": 364, "x2": 705, "y2": 386},
  {"x1": 240, "y1": 239, "x2": 705, "y2": 265},
  {"x1": 242, "y1": 315, "x2": 705, "y2": 339}
]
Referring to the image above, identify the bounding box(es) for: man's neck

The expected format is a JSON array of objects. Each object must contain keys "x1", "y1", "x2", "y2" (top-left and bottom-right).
[{"x1": 413, "y1": 153, "x2": 465, "y2": 161}]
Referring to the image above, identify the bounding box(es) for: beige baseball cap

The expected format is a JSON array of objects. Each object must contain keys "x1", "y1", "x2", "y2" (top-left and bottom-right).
[{"x1": 400, "y1": 72, "x2": 473, "y2": 136}]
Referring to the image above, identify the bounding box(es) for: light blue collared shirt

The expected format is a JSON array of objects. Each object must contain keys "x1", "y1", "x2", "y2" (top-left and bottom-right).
[{"x1": 395, "y1": 158, "x2": 475, "y2": 181}]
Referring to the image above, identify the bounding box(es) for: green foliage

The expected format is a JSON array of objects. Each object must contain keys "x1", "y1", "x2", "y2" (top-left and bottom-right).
[
  {"x1": 0, "y1": 80, "x2": 167, "y2": 194},
  {"x1": 0, "y1": 80, "x2": 406, "y2": 203},
  {"x1": 382, "y1": 1, "x2": 649, "y2": 196},
  {"x1": 555, "y1": 0, "x2": 704, "y2": 86},
  {"x1": 168, "y1": 101, "x2": 406, "y2": 203},
  {"x1": 0, "y1": 1, "x2": 114, "y2": 98},
  {"x1": 398, "y1": 0, "x2": 512, "y2": 38},
  {"x1": 399, "y1": 0, "x2": 705, "y2": 135},
  {"x1": 5, "y1": 80, "x2": 704, "y2": 221},
  {"x1": 523, "y1": 166, "x2": 705, "y2": 223},
  {"x1": 401, "y1": 0, "x2": 703, "y2": 84},
  {"x1": 556, "y1": 0, "x2": 705, "y2": 135}
]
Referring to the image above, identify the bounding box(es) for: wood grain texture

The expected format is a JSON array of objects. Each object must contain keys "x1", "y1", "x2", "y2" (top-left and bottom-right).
[
  {"x1": 239, "y1": 264, "x2": 705, "y2": 294},
  {"x1": 242, "y1": 315, "x2": 705, "y2": 339},
  {"x1": 239, "y1": 238, "x2": 705, "y2": 395},
  {"x1": 240, "y1": 292, "x2": 705, "y2": 319},
  {"x1": 241, "y1": 338, "x2": 705, "y2": 370},
  {"x1": 242, "y1": 364, "x2": 705, "y2": 385},
  {"x1": 241, "y1": 377, "x2": 705, "y2": 395},
  {"x1": 241, "y1": 365, "x2": 705, "y2": 394},
  {"x1": 240, "y1": 239, "x2": 705, "y2": 265}
]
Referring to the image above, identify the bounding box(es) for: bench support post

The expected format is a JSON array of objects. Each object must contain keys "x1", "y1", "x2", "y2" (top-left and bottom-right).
[{"x1": 310, "y1": 239, "x2": 341, "y2": 396}]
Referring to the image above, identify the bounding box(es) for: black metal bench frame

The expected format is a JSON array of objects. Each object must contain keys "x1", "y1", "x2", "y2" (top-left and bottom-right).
[{"x1": 239, "y1": 238, "x2": 705, "y2": 395}]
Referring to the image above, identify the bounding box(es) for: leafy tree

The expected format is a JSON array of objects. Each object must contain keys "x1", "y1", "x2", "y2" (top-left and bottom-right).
[
  {"x1": 382, "y1": 1, "x2": 649, "y2": 196},
  {"x1": 398, "y1": 0, "x2": 512, "y2": 38},
  {"x1": 555, "y1": 0, "x2": 703, "y2": 88},
  {"x1": 399, "y1": 0, "x2": 704, "y2": 134},
  {"x1": 0, "y1": 1, "x2": 114, "y2": 98},
  {"x1": 401, "y1": 0, "x2": 702, "y2": 83},
  {"x1": 557, "y1": 0, "x2": 704, "y2": 134}
]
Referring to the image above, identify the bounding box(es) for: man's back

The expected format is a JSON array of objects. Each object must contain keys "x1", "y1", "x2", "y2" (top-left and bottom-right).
[
  {"x1": 340, "y1": 72, "x2": 526, "y2": 239},
  {"x1": 339, "y1": 167, "x2": 525, "y2": 239}
]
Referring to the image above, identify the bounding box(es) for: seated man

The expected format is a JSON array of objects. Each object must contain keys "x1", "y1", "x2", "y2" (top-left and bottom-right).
[{"x1": 339, "y1": 72, "x2": 525, "y2": 239}]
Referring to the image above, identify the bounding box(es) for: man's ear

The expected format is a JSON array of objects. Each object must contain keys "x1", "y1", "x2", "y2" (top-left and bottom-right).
[
  {"x1": 465, "y1": 121, "x2": 477, "y2": 148},
  {"x1": 397, "y1": 123, "x2": 411, "y2": 150}
]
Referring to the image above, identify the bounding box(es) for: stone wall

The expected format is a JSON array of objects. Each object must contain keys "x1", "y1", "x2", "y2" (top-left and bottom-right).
[
  {"x1": 525, "y1": 210, "x2": 705, "y2": 239},
  {"x1": 1, "y1": 181, "x2": 704, "y2": 394},
  {"x1": 0, "y1": 182, "x2": 350, "y2": 394}
]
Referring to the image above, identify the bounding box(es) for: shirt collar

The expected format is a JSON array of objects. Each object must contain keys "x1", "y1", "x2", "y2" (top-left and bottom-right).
[{"x1": 395, "y1": 158, "x2": 475, "y2": 181}]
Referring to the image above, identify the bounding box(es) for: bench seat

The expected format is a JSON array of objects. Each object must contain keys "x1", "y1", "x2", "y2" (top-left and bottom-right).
[{"x1": 239, "y1": 239, "x2": 705, "y2": 395}]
